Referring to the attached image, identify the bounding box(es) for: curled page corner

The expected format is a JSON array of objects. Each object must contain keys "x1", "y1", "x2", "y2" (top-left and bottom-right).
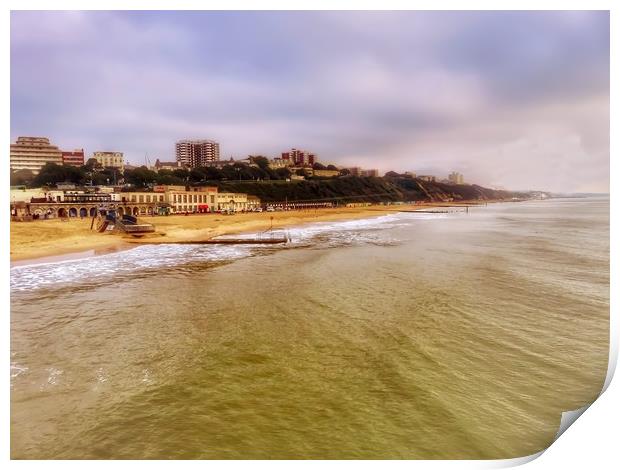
[
  {"x1": 487, "y1": 450, "x2": 545, "y2": 468},
  {"x1": 547, "y1": 325, "x2": 618, "y2": 450},
  {"x1": 488, "y1": 404, "x2": 594, "y2": 469},
  {"x1": 555, "y1": 404, "x2": 591, "y2": 441}
]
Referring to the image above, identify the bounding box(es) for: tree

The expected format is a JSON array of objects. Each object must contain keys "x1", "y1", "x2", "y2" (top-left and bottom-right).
[
  {"x1": 32, "y1": 163, "x2": 85, "y2": 187},
  {"x1": 219, "y1": 164, "x2": 234, "y2": 180},
  {"x1": 190, "y1": 167, "x2": 208, "y2": 182},
  {"x1": 124, "y1": 166, "x2": 159, "y2": 188},
  {"x1": 339, "y1": 168, "x2": 351, "y2": 176},
  {"x1": 156, "y1": 174, "x2": 186, "y2": 185},
  {"x1": 326, "y1": 164, "x2": 338, "y2": 171},
  {"x1": 384, "y1": 171, "x2": 401, "y2": 178},
  {"x1": 173, "y1": 168, "x2": 190, "y2": 179},
  {"x1": 99, "y1": 167, "x2": 121, "y2": 185},
  {"x1": 234, "y1": 163, "x2": 255, "y2": 180},
  {"x1": 312, "y1": 162, "x2": 326, "y2": 170},
  {"x1": 252, "y1": 156, "x2": 270, "y2": 171},
  {"x1": 84, "y1": 158, "x2": 103, "y2": 171},
  {"x1": 10, "y1": 169, "x2": 35, "y2": 186},
  {"x1": 275, "y1": 168, "x2": 291, "y2": 179},
  {"x1": 205, "y1": 167, "x2": 224, "y2": 180}
]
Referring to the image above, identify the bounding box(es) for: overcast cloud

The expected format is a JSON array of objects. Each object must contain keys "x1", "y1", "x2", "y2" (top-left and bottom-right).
[{"x1": 10, "y1": 11, "x2": 609, "y2": 192}]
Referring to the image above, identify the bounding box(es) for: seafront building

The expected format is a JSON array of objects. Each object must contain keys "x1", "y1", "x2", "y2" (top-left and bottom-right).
[
  {"x1": 216, "y1": 192, "x2": 259, "y2": 212},
  {"x1": 93, "y1": 151, "x2": 125, "y2": 172},
  {"x1": 10, "y1": 137, "x2": 63, "y2": 173},
  {"x1": 176, "y1": 139, "x2": 220, "y2": 168},
  {"x1": 111, "y1": 186, "x2": 258, "y2": 214},
  {"x1": 10, "y1": 188, "x2": 64, "y2": 204},
  {"x1": 154, "y1": 185, "x2": 218, "y2": 213},
  {"x1": 10, "y1": 184, "x2": 260, "y2": 219}
]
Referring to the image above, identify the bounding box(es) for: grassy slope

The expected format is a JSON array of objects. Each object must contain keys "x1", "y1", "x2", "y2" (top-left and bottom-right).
[{"x1": 216, "y1": 177, "x2": 528, "y2": 204}]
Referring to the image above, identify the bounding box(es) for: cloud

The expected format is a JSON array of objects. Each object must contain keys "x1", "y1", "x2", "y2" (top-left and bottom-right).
[{"x1": 10, "y1": 10, "x2": 609, "y2": 192}]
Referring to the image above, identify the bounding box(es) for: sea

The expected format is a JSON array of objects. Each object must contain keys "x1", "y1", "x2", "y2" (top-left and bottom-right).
[{"x1": 10, "y1": 197, "x2": 610, "y2": 459}]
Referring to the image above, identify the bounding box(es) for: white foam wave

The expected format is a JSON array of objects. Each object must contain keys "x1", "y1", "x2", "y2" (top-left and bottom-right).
[
  {"x1": 10, "y1": 243, "x2": 253, "y2": 292},
  {"x1": 45, "y1": 367, "x2": 63, "y2": 386},
  {"x1": 10, "y1": 211, "x2": 446, "y2": 292},
  {"x1": 11, "y1": 363, "x2": 28, "y2": 379}
]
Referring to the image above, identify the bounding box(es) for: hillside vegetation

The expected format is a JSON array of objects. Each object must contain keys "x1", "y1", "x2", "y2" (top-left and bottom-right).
[{"x1": 217, "y1": 176, "x2": 528, "y2": 203}]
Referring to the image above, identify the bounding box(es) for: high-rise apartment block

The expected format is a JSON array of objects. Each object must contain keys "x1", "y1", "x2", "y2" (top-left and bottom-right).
[
  {"x1": 62, "y1": 149, "x2": 85, "y2": 167},
  {"x1": 281, "y1": 148, "x2": 316, "y2": 166},
  {"x1": 10, "y1": 136, "x2": 63, "y2": 174},
  {"x1": 93, "y1": 151, "x2": 125, "y2": 172},
  {"x1": 175, "y1": 139, "x2": 220, "y2": 168}
]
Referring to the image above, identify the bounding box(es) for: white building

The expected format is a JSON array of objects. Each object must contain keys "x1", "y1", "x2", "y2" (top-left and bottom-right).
[
  {"x1": 448, "y1": 172, "x2": 464, "y2": 185},
  {"x1": 93, "y1": 151, "x2": 125, "y2": 173},
  {"x1": 418, "y1": 175, "x2": 436, "y2": 182}
]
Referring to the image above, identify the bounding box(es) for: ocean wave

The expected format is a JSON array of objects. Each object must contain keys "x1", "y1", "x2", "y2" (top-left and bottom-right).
[{"x1": 11, "y1": 211, "x2": 446, "y2": 292}]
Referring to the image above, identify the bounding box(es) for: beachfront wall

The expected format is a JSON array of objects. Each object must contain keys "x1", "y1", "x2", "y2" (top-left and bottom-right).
[
  {"x1": 11, "y1": 201, "x2": 160, "y2": 220},
  {"x1": 267, "y1": 202, "x2": 334, "y2": 210}
]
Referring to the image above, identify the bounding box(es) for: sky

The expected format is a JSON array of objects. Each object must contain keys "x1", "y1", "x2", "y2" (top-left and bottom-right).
[{"x1": 10, "y1": 10, "x2": 609, "y2": 192}]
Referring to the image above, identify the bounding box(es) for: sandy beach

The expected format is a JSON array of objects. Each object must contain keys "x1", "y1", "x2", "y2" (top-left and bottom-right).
[{"x1": 10, "y1": 202, "x2": 482, "y2": 263}]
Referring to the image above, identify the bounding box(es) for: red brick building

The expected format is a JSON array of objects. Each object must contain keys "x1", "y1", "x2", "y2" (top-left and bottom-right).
[{"x1": 62, "y1": 149, "x2": 85, "y2": 167}]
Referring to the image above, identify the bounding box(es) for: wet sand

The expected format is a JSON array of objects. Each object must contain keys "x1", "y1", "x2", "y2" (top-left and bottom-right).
[{"x1": 10, "y1": 202, "x2": 482, "y2": 263}]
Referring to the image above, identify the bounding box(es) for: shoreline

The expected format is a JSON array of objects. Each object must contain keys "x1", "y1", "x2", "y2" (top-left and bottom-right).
[{"x1": 10, "y1": 200, "x2": 494, "y2": 266}]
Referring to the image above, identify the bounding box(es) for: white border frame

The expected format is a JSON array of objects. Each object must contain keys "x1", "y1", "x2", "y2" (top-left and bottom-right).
[{"x1": 2, "y1": 2, "x2": 616, "y2": 468}]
